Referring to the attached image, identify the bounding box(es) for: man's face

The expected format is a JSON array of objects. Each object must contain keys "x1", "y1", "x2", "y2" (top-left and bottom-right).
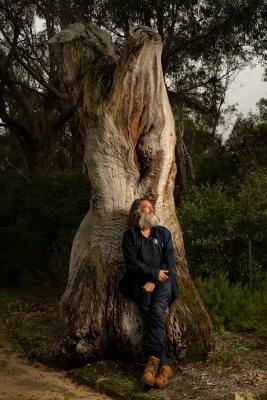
[
  {"x1": 138, "y1": 200, "x2": 159, "y2": 229},
  {"x1": 140, "y1": 200, "x2": 154, "y2": 214}
]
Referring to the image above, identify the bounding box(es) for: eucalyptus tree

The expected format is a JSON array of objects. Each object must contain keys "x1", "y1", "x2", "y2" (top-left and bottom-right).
[
  {"x1": 0, "y1": 0, "x2": 80, "y2": 172},
  {"x1": 49, "y1": 23, "x2": 214, "y2": 363}
]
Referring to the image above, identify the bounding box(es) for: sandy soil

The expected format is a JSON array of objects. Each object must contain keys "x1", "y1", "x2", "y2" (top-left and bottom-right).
[{"x1": 0, "y1": 319, "x2": 112, "y2": 400}]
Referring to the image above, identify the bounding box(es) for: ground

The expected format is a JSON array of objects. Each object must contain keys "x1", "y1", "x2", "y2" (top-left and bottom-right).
[
  {"x1": 0, "y1": 288, "x2": 266, "y2": 400},
  {"x1": 0, "y1": 314, "x2": 112, "y2": 400}
]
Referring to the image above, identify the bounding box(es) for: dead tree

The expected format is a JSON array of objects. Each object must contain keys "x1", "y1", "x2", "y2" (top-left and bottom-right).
[{"x1": 49, "y1": 23, "x2": 213, "y2": 364}]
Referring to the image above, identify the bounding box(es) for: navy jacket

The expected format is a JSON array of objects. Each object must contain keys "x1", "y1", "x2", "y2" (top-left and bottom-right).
[{"x1": 119, "y1": 224, "x2": 179, "y2": 305}]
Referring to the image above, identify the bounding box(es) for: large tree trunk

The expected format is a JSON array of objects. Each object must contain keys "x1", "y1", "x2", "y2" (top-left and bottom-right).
[{"x1": 49, "y1": 23, "x2": 213, "y2": 364}]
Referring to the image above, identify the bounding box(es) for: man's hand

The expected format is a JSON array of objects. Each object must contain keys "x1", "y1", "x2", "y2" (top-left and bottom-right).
[
  {"x1": 142, "y1": 282, "x2": 156, "y2": 293},
  {"x1": 157, "y1": 269, "x2": 169, "y2": 282}
]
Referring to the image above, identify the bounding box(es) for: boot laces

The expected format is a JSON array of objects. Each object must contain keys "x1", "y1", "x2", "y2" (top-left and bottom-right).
[{"x1": 146, "y1": 358, "x2": 159, "y2": 373}]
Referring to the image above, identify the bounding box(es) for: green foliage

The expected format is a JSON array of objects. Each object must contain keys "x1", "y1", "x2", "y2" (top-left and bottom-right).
[
  {"x1": 0, "y1": 132, "x2": 27, "y2": 173},
  {"x1": 182, "y1": 109, "x2": 267, "y2": 188},
  {"x1": 1, "y1": 0, "x2": 266, "y2": 177},
  {"x1": 177, "y1": 107, "x2": 267, "y2": 338},
  {"x1": 225, "y1": 121, "x2": 267, "y2": 181},
  {"x1": 182, "y1": 119, "x2": 232, "y2": 186},
  {"x1": 195, "y1": 270, "x2": 267, "y2": 339},
  {"x1": 177, "y1": 172, "x2": 267, "y2": 284},
  {"x1": 0, "y1": 168, "x2": 90, "y2": 288}
]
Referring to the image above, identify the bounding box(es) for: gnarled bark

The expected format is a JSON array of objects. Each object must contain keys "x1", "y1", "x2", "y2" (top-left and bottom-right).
[{"x1": 49, "y1": 23, "x2": 213, "y2": 364}]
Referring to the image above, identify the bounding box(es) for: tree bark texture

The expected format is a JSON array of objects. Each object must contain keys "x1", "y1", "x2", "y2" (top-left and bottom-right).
[{"x1": 49, "y1": 23, "x2": 214, "y2": 364}]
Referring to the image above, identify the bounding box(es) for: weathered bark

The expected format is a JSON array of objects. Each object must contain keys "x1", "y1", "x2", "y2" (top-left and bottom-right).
[{"x1": 49, "y1": 23, "x2": 214, "y2": 364}]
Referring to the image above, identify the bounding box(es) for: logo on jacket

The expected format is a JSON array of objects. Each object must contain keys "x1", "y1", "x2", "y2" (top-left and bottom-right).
[{"x1": 153, "y1": 238, "x2": 159, "y2": 245}]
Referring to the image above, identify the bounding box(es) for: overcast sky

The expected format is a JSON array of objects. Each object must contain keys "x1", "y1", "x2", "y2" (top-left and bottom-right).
[{"x1": 221, "y1": 63, "x2": 267, "y2": 141}]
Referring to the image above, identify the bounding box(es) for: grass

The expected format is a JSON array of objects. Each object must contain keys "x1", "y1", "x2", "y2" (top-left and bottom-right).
[{"x1": 209, "y1": 329, "x2": 253, "y2": 367}]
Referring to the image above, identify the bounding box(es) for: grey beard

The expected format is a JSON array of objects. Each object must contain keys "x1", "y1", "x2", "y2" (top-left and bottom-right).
[{"x1": 138, "y1": 212, "x2": 159, "y2": 230}]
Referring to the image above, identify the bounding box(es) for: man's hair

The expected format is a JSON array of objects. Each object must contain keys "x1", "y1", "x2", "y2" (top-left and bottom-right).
[{"x1": 126, "y1": 197, "x2": 155, "y2": 227}]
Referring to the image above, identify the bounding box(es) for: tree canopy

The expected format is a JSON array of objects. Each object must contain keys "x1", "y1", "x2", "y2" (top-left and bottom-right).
[{"x1": 0, "y1": 0, "x2": 266, "y2": 174}]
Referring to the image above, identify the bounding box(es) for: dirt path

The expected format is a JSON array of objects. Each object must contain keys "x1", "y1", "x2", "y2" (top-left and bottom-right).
[{"x1": 0, "y1": 319, "x2": 112, "y2": 400}]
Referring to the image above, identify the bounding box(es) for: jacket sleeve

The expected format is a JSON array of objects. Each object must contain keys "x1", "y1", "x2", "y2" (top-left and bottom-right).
[
  {"x1": 161, "y1": 228, "x2": 175, "y2": 271},
  {"x1": 122, "y1": 230, "x2": 160, "y2": 282}
]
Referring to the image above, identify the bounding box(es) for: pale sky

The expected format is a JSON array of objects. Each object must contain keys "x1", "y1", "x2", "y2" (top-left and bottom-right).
[{"x1": 220, "y1": 63, "x2": 267, "y2": 141}]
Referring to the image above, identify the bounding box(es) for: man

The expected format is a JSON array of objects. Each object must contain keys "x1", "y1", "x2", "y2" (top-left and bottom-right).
[{"x1": 119, "y1": 197, "x2": 179, "y2": 389}]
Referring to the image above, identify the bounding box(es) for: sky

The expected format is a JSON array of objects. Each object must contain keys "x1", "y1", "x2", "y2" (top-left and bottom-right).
[{"x1": 220, "y1": 63, "x2": 267, "y2": 141}]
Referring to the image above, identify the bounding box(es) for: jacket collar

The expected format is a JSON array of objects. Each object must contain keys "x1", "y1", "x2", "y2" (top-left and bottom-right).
[{"x1": 134, "y1": 223, "x2": 157, "y2": 236}]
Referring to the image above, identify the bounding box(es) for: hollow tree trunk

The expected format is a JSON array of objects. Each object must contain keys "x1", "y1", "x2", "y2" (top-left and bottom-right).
[{"x1": 49, "y1": 23, "x2": 213, "y2": 364}]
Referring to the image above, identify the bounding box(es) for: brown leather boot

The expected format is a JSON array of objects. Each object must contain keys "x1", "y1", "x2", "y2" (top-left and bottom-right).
[
  {"x1": 154, "y1": 364, "x2": 174, "y2": 389},
  {"x1": 141, "y1": 355, "x2": 160, "y2": 386}
]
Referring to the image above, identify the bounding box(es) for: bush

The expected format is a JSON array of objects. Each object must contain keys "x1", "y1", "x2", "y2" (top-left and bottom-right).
[
  {"x1": 195, "y1": 270, "x2": 267, "y2": 340},
  {"x1": 0, "y1": 168, "x2": 90, "y2": 289},
  {"x1": 177, "y1": 172, "x2": 267, "y2": 285}
]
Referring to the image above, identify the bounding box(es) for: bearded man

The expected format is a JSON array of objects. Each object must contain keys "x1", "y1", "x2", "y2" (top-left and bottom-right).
[{"x1": 119, "y1": 197, "x2": 179, "y2": 389}]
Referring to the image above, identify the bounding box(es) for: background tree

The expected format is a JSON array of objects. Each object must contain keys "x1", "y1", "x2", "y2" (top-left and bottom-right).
[
  {"x1": 177, "y1": 97, "x2": 267, "y2": 288},
  {"x1": 0, "y1": 0, "x2": 82, "y2": 172},
  {"x1": 1, "y1": 0, "x2": 266, "y2": 178}
]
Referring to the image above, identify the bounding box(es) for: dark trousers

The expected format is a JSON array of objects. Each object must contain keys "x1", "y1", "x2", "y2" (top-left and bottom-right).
[{"x1": 133, "y1": 278, "x2": 172, "y2": 366}]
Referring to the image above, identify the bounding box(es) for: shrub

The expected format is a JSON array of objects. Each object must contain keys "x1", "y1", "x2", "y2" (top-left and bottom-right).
[
  {"x1": 195, "y1": 270, "x2": 267, "y2": 340},
  {"x1": 177, "y1": 173, "x2": 267, "y2": 285},
  {"x1": 0, "y1": 168, "x2": 90, "y2": 288}
]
